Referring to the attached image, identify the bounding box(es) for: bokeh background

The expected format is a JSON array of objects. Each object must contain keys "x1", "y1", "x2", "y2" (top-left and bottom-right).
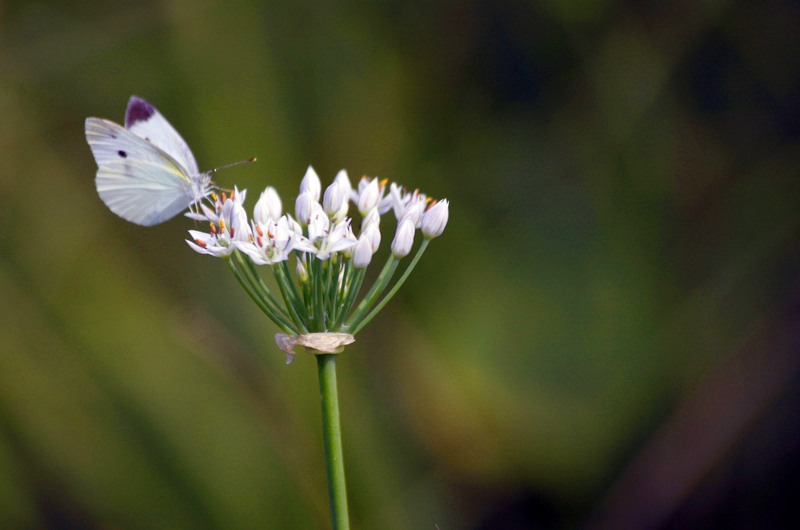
[{"x1": 2, "y1": 0, "x2": 800, "y2": 528}]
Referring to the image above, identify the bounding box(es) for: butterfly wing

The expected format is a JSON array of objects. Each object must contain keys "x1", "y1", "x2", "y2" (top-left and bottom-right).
[
  {"x1": 125, "y1": 96, "x2": 200, "y2": 177},
  {"x1": 95, "y1": 162, "x2": 197, "y2": 226},
  {"x1": 86, "y1": 117, "x2": 194, "y2": 226}
]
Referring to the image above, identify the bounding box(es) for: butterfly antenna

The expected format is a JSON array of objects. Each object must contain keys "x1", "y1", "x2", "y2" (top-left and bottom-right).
[{"x1": 209, "y1": 157, "x2": 257, "y2": 174}]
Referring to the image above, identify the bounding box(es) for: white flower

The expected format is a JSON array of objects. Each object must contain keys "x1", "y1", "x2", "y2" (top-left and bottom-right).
[
  {"x1": 387, "y1": 182, "x2": 408, "y2": 218},
  {"x1": 323, "y1": 175, "x2": 350, "y2": 222},
  {"x1": 341, "y1": 224, "x2": 357, "y2": 258},
  {"x1": 361, "y1": 223, "x2": 381, "y2": 253},
  {"x1": 391, "y1": 218, "x2": 415, "y2": 257},
  {"x1": 221, "y1": 196, "x2": 252, "y2": 241},
  {"x1": 352, "y1": 176, "x2": 368, "y2": 202},
  {"x1": 351, "y1": 236, "x2": 373, "y2": 269},
  {"x1": 186, "y1": 197, "x2": 251, "y2": 258},
  {"x1": 300, "y1": 165, "x2": 322, "y2": 201},
  {"x1": 307, "y1": 202, "x2": 330, "y2": 243},
  {"x1": 187, "y1": 230, "x2": 229, "y2": 257},
  {"x1": 308, "y1": 214, "x2": 358, "y2": 261},
  {"x1": 295, "y1": 191, "x2": 317, "y2": 225},
  {"x1": 421, "y1": 199, "x2": 449, "y2": 239},
  {"x1": 232, "y1": 187, "x2": 248, "y2": 207},
  {"x1": 286, "y1": 215, "x2": 304, "y2": 237},
  {"x1": 399, "y1": 196, "x2": 428, "y2": 228},
  {"x1": 334, "y1": 170, "x2": 352, "y2": 200},
  {"x1": 356, "y1": 178, "x2": 382, "y2": 216},
  {"x1": 360, "y1": 207, "x2": 380, "y2": 233},
  {"x1": 253, "y1": 186, "x2": 282, "y2": 223},
  {"x1": 240, "y1": 216, "x2": 315, "y2": 265},
  {"x1": 187, "y1": 186, "x2": 247, "y2": 223}
]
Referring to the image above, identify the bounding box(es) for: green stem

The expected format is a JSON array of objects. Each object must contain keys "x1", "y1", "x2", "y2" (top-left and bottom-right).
[
  {"x1": 351, "y1": 239, "x2": 430, "y2": 335},
  {"x1": 317, "y1": 354, "x2": 350, "y2": 530}
]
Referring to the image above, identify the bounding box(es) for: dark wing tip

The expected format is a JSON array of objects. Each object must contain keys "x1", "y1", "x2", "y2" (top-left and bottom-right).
[{"x1": 125, "y1": 96, "x2": 156, "y2": 128}]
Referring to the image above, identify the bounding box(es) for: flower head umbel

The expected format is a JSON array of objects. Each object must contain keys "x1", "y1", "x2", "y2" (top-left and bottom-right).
[{"x1": 181, "y1": 165, "x2": 448, "y2": 344}]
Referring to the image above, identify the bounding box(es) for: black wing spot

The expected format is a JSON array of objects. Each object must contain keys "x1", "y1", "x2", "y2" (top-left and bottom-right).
[
  {"x1": 118, "y1": 150, "x2": 128, "y2": 158},
  {"x1": 126, "y1": 97, "x2": 156, "y2": 128}
]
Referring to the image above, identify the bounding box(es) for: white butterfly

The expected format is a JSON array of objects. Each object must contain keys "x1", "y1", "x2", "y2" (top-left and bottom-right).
[{"x1": 85, "y1": 96, "x2": 213, "y2": 226}]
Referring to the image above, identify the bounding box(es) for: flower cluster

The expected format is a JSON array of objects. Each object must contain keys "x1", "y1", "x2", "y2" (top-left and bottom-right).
[{"x1": 185, "y1": 166, "x2": 449, "y2": 346}]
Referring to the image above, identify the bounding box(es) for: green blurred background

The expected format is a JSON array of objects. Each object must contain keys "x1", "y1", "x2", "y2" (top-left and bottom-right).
[{"x1": 3, "y1": 0, "x2": 800, "y2": 528}]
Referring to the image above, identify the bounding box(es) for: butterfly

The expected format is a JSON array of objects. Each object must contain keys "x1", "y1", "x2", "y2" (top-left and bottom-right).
[{"x1": 85, "y1": 96, "x2": 214, "y2": 226}]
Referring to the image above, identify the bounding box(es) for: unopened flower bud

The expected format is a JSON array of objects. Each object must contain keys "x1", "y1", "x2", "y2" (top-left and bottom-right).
[
  {"x1": 334, "y1": 169, "x2": 352, "y2": 199},
  {"x1": 391, "y1": 219, "x2": 415, "y2": 257},
  {"x1": 361, "y1": 207, "x2": 380, "y2": 233},
  {"x1": 341, "y1": 224, "x2": 356, "y2": 258},
  {"x1": 300, "y1": 165, "x2": 321, "y2": 201},
  {"x1": 399, "y1": 198, "x2": 426, "y2": 228},
  {"x1": 323, "y1": 177, "x2": 349, "y2": 220},
  {"x1": 352, "y1": 236, "x2": 373, "y2": 269},
  {"x1": 362, "y1": 223, "x2": 381, "y2": 252},
  {"x1": 254, "y1": 186, "x2": 282, "y2": 223},
  {"x1": 295, "y1": 191, "x2": 316, "y2": 225},
  {"x1": 222, "y1": 198, "x2": 251, "y2": 242},
  {"x1": 296, "y1": 257, "x2": 309, "y2": 282},
  {"x1": 357, "y1": 178, "x2": 381, "y2": 216},
  {"x1": 421, "y1": 199, "x2": 449, "y2": 239},
  {"x1": 307, "y1": 202, "x2": 330, "y2": 242}
]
